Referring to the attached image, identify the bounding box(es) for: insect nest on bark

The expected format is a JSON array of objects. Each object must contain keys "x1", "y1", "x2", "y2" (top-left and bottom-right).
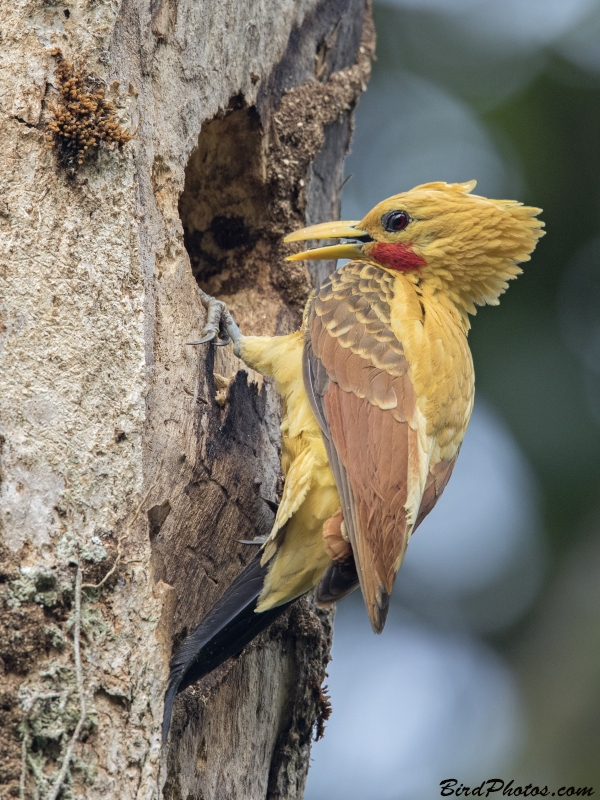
[{"x1": 45, "y1": 49, "x2": 133, "y2": 171}]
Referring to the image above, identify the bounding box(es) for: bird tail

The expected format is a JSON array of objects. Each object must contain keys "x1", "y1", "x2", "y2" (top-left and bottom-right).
[{"x1": 162, "y1": 555, "x2": 294, "y2": 743}]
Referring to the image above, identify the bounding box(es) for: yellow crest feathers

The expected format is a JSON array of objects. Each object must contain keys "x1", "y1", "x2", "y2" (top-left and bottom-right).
[{"x1": 358, "y1": 181, "x2": 544, "y2": 325}]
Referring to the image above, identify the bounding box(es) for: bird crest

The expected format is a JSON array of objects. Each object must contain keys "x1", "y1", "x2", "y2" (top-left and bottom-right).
[{"x1": 287, "y1": 180, "x2": 545, "y2": 328}]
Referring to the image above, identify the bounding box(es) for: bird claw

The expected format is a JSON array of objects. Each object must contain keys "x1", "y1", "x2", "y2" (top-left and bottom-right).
[
  {"x1": 237, "y1": 537, "x2": 267, "y2": 546},
  {"x1": 187, "y1": 330, "x2": 230, "y2": 347},
  {"x1": 188, "y1": 333, "x2": 218, "y2": 346},
  {"x1": 189, "y1": 289, "x2": 241, "y2": 355}
]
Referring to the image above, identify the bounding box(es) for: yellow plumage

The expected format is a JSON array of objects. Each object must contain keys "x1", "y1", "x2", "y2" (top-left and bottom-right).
[
  {"x1": 162, "y1": 180, "x2": 545, "y2": 740},
  {"x1": 240, "y1": 332, "x2": 339, "y2": 608},
  {"x1": 216, "y1": 181, "x2": 543, "y2": 629}
]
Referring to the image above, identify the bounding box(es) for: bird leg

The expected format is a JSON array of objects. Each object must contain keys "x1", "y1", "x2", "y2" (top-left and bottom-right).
[
  {"x1": 188, "y1": 288, "x2": 243, "y2": 357},
  {"x1": 322, "y1": 509, "x2": 353, "y2": 563}
]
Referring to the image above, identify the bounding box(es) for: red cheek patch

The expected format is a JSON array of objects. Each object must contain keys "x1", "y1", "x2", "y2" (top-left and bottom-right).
[{"x1": 370, "y1": 242, "x2": 425, "y2": 271}]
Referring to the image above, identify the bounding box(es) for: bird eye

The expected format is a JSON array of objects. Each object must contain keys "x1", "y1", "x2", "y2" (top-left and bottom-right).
[{"x1": 382, "y1": 210, "x2": 410, "y2": 232}]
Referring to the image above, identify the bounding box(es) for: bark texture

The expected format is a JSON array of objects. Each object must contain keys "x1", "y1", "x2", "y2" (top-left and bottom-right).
[{"x1": 0, "y1": 1, "x2": 374, "y2": 798}]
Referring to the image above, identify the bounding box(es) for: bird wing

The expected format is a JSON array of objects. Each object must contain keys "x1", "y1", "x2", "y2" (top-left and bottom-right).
[{"x1": 304, "y1": 261, "x2": 455, "y2": 632}]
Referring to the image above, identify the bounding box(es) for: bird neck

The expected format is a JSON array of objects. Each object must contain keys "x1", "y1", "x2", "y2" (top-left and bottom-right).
[
  {"x1": 398, "y1": 271, "x2": 472, "y2": 334},
  {"x1": 427, "y1": 286, "x2": 473, "y2": 333}
]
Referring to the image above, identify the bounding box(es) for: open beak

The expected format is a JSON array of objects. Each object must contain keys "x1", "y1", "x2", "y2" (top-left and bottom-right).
[{"x1": 284, "y1": 220, "x2": 370, "y2": 261}]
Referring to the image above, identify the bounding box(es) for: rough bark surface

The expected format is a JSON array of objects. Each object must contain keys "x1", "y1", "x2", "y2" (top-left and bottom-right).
[{"x1": 0, "y1": 1, "x2": 374, "y2": 798}]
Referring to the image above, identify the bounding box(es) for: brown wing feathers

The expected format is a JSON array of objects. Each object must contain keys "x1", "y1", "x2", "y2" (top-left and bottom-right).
[
  {"x1": 305, "y1": 263, "x2": 418, "y2": 632},
  {"x1": 324, "y1": 384, "x2": 413, "y2": 631},
  {"x1": 414, "y1": 455, "x2": 457, "y2": 530}
]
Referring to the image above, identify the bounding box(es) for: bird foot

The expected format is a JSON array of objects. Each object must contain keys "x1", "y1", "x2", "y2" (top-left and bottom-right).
[
  {"x1": 188, "y1": 288, "x2": 242, "y2": 357},
  {"x1": 322, "y1": 509, "x2": 353, "y2": 562}
]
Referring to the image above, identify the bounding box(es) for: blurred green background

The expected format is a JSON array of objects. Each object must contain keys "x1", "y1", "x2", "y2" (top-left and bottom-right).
[{"x1": 306, "y1": 1, "x2": 600, "y2": 797}]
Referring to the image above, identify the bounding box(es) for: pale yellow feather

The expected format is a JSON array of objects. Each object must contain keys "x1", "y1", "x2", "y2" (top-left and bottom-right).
[
  {"x1": 240, "y1": 332, "x2": 339, "y2": 609},
  {"x1": 233, "y1": 180, "x2": 543, "y2": 615}
]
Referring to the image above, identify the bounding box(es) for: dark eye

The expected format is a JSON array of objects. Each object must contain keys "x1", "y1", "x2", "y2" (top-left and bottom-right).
[{"x1": 382, "y1": 210, "x2": 410, "y2": 232}]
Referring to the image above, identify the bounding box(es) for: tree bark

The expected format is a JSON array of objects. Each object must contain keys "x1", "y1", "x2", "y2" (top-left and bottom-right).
[{"x1": 0, "y1": 1, "x2": 374, "y2": 798}]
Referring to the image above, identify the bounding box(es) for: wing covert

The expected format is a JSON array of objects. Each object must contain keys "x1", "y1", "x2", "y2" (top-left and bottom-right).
[{"x1": 303, "y1": 262, "x2": 443, "y2": 631}]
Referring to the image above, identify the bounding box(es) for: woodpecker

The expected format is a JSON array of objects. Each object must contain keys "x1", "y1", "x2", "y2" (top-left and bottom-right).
[{"x1": 162, "y1": 180, "x2": 543, "y2": 741}]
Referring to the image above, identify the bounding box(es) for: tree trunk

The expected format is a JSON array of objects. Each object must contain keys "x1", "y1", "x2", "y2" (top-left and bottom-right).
[{"x1": 0, "y1": 1, "x2": 374, "y2": 798}]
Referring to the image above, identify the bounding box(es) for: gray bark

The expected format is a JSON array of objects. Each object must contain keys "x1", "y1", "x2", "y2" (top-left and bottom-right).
[{"x1": 0, "y1": 1, "x2": 374, "y2": 798}]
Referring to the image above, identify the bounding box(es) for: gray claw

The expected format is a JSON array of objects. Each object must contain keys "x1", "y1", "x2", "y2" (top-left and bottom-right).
[
  {"x1": 214, "y1": 334, "x2": 231, "y2": 346},
  {"x1": 238, "y1": 537, "x2": 267, "y2": 545},
  {"x1": 188, "y1": 333, "x2": 217, "y2": 346},
  {"x1": 190, "y1": 288, "x2": 242, "y2": 357}
]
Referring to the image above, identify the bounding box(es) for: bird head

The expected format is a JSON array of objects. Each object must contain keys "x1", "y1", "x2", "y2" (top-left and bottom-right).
[{"x1": 285, "y1": 181, "x2": 544, "y2": 321}]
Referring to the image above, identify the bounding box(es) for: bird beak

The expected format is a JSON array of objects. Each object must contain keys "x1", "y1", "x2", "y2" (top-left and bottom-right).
[{"x1": 284, "y1": 220, "x2": 369, "y2": 261}]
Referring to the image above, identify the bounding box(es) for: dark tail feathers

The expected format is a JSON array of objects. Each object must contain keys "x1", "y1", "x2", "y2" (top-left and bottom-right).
[{"x1": 162, "y1": 556, "x2": 293, "y2": 743}]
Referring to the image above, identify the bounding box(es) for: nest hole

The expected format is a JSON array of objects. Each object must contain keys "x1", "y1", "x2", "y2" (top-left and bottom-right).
[{"x1": 179, "y1": 101, "x2": 271, "y2": 299}]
